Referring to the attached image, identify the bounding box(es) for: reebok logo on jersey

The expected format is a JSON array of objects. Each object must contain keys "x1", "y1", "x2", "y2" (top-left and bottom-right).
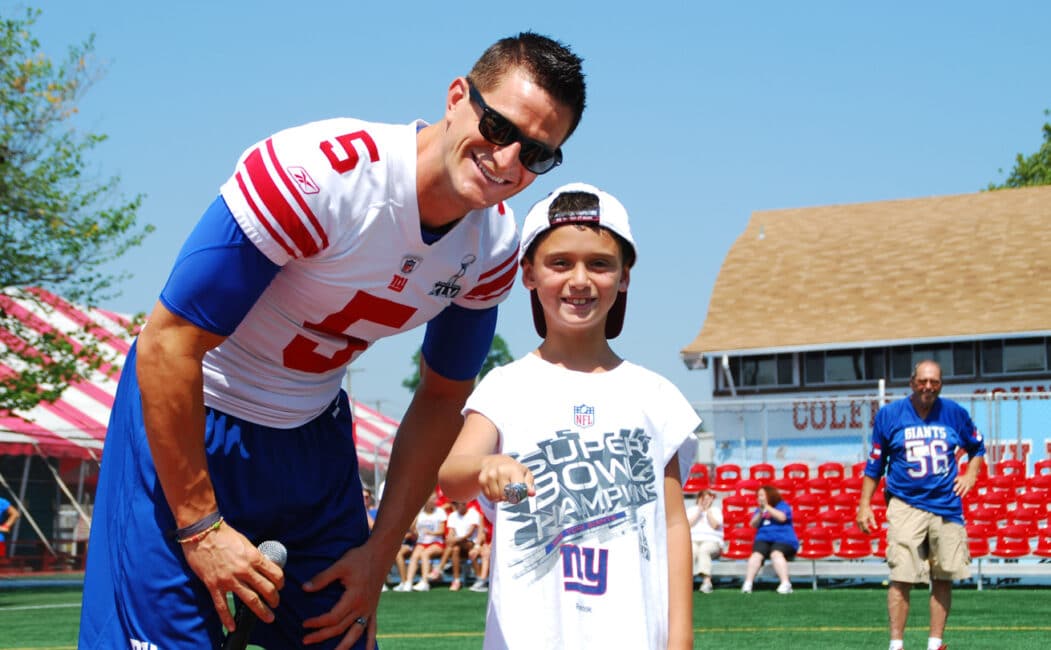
[{"x1": 287, "y1": 166, "x2": 320, "y2": 194}]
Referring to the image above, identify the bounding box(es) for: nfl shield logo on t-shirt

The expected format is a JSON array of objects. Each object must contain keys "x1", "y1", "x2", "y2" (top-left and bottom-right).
[{"x1": 574, "y1": 404, "x2": 595, "y2": 428}]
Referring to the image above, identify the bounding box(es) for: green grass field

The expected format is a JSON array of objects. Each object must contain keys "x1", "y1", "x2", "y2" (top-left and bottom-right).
[{"x1": 2, "y1": 582, "x2": 1050, "y2": 649}]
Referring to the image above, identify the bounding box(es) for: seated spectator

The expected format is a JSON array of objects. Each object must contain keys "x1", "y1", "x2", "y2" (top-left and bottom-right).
[
  {"x1": 468, "y1": 511, "x2": 492, "y2": 592},
  {"x1": 363, "y1": 487, "x2": 378, "y2": 530},
  {"x1": 437, "y1": 500, "x2": 482, "y2": 590},
  {"x1": 0, "y1": 496, "x2": 19, "y2": 557},
  {"x1": 401, "y1": 492, "x2": 447, "y2": 592},
  {"x1": 390, "y1": 525, "x2": 417, "y2": 592},
  {"x1": 687, "y1": 489, "x2": 723, "y2": 593},
  {"x1": 742, "y1": 485, "x2": 798, "y2": 594}
]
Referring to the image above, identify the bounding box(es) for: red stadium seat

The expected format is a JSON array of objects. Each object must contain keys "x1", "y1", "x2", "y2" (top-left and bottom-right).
[
  {"x1": 749, "y1": 462, "x2": 777, "y2": 483},
  {"x1": 830, "y1": 493, "x2": 856, "y2": 515},
  {"x1": 722, "y1": 526, "x2": 755, "y2": 560},
  {"x1": 817, "y1": 461, "x2": 845, "y2": 481},
  {"x1": 721, "y1": 494, "x2": 754, "y2": 527},
  {"x1": 711, "y1": 463, "x2": 743, "y2": 493},
  {"x1": 816, "y1": 508, "x2": 850, "y2": 537},
  {"x1": 966, "y1": 523, "x2": 992, "y2": 559},
  {"x1": 991, "y1": 525, "x2": 1031, "y2": 559},
  {"x1": 835, "y1": 528, "x2": 874, "y2": 559},
  {"x1": 979, "y1": 489, "x2": 1016, "y2": 513},
  {"x1": 1034, "y1": 528, "x2": 1051, "y2": 558},
  {"x1": 842, "y1": 475, "x2": 864, "y2": 496},
  {"x1": 771, "y1": 478, "x2": 798, "y2": 501},
  {"x1": 1018, "y1": 489, "x2": 1050, "y2": 519},
  {"x1": 682, "y1": 463, "x2": 710, "y2": 494},
  {"x1": 1006, "y1": 509, "x2": 1043, "y2": 537},
  {"x1": 733, "y1": 478, "x2": 762, "y2": 497},
  {"x1": 850, "y1": 461, "x2": 867, "y2": 478},
  {"x1": 793, "y1": 492, "x2": 824, "y2": 518},
  {"x1": 782, "y1": 462, "x2": 810, "y2": 488},
  {"x1": 968, "y1": 504, "x2": 1006, "y2": 529},
  {"x1": 1029, "y1": 459, "x2": 1051, "y2": 492},
  {"x1": 989, "y1": 459, "x2": 1026, "y2": 494},
  {"x1": 797, "y1": 527, "x2": 834, "y2": 560}
]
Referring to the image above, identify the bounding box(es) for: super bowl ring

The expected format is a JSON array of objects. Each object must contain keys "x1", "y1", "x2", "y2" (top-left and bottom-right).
[{"x1": 504, "y1": 482, "x2": 528, "y2": 505}]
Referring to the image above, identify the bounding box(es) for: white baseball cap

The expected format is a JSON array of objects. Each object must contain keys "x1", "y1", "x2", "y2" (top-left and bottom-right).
[{"x1": 519, "y1": 182, "x2": 637, "y2": 339}]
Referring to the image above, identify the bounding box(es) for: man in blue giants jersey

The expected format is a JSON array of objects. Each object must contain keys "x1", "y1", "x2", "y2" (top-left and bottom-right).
[
  {"x1": 79, "y1": 33, "x2": 586, "y2": 650},
  {"x1": 857, "y1": 360, "x2": 985, "y2": 650}
]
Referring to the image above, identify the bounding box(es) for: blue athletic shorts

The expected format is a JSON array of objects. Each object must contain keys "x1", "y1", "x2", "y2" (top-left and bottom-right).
[{"x1": 79, "y1": 342, "x2": 372, "y2": 649}]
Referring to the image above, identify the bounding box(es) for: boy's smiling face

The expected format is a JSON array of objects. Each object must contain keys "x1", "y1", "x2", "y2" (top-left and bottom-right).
[{"x1": 521, "y1": 224, "x2": 630, "y2": 338}]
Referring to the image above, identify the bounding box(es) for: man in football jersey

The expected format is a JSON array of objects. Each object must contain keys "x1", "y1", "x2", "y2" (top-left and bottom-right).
[
  {"x1": 79, "y1": 32, "x2": 586, "y2": 650},
  {"x1": 857, "y1": 360, "x2": 985, "y2": 650}
]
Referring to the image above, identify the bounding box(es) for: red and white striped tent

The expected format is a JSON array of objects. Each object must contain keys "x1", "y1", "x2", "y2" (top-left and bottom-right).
[
  {"x1": 0, "y1": 285, "x2": 398, "y2": 479},
  {"x1": 0, "y1": 287, "x2": 133, "y2": 461}
]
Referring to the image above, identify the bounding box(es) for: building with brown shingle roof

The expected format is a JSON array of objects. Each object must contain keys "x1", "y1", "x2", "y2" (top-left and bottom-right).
[
  {"x1": 682, "y1": 185, "x2": 1051, "y2": 396},
  {"x1": 680, "y1": 186, "x2": 1051, "y2": 468}
]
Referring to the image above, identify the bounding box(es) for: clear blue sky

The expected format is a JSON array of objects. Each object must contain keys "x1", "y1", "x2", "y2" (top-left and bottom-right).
[{"x1": 24, "y1": 1, "x2": 1050, "y2": 417}]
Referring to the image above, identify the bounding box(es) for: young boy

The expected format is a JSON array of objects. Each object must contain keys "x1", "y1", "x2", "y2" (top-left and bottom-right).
[{"x1": 438, "y1": 182, "x2": 698, "y2": 649}]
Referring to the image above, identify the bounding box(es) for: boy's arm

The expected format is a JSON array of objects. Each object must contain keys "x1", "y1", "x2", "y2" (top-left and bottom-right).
[
  {"x1": 438, "y1": 412, "x2": 534, "y2": 503},
  {"x1": 664, "y1": 453, "x2": 694, "y2": 649}
]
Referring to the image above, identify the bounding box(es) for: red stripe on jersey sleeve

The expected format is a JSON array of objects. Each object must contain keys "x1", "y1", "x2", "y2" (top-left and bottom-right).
[
  {"x1": 463, "y1": 264, "x2": 516, "y2": 301},
  {"x1": 477, "y1": 249, "x2": 518, "y2": 281},
  {"x1": 236, "y1": 171, "x2": 297, "y2": 258},
  {"x1": 244, "y1": 145, "x2": 319, "y2": 257},
  {"x1": 266, "y1": 139, "x2": 329, "y2": 250}
]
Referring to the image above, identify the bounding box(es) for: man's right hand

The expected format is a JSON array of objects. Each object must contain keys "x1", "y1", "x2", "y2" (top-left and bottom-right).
[
  {"x1": 181, "y1": 523, "x2": 285, "y2": 633},
  {"x1": 855, "y1": 504, "x2": 876, "y2": 534}
]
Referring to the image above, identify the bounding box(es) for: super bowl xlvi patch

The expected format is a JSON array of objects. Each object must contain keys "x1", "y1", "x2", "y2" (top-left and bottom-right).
[
  {"x1": 429, "y1": 254, "x2": 476, "y2": 299},
  {"x1": 574, "y1": 404, "x2": 595, "y2": 428}
]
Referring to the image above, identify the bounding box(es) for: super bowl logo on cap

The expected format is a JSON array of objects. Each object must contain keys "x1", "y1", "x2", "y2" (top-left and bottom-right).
[{"x1": 574, "y1": 404, "x2": 594, "y2": 428}]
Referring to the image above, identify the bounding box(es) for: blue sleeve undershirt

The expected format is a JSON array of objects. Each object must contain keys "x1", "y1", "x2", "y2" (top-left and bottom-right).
[{"x1": 159, "y1": 195, "x2": 496, "y2": 380}]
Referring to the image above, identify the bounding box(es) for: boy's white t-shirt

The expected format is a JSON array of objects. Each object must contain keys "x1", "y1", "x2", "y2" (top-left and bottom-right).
[{"x1": 464, "y1": 353, "x2": 700, "y2": 650}]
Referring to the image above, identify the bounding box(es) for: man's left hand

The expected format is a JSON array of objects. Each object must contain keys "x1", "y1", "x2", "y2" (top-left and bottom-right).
[
  {"x1": 953, "y1": 472, "x2": 977, "y2": 497},
  {"x1": 301, "y1": 541, "x2": 385, "y2": 649}
]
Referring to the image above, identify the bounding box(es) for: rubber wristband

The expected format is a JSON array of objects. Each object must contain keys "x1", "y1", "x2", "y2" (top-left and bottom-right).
[{"x1": 174, "y1": 511, "x2": 223, "y2": 542}]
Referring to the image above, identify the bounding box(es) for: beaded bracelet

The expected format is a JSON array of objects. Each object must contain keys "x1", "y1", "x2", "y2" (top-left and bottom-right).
[{"x1": 175, "y1": 511, "x2": 224, "y2": 544}]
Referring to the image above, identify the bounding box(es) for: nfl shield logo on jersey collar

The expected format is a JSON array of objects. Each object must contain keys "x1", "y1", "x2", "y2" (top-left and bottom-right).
[{"x1": 574, "y1": 404, "x2": 595, "y2": 428}]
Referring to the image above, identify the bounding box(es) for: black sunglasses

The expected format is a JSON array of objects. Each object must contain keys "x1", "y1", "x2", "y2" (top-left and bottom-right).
[{"x1": 467, "y1": 80, "x2": 563, "y2": 175}]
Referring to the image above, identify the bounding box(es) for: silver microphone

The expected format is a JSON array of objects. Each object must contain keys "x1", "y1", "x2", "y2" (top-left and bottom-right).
[{"x1": 223, "y1": 540, "x2": 287, "y2": 650}]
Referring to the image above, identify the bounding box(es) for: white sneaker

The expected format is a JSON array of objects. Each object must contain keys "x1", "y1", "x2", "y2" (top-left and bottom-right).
[
  {"x1": 776, "y1": 582, "x2": 793, "y2": 594},
  {"x1": 700, "y1": 581, "x2": 713, "y2": 594},
  {"x1": 741, "y1": 581, "x2": 752, "y2": 593},
  {"x1": 393, "y1": 582, "x2": 411, "y2": 592},
  {"x1": 381, "y1": 584, "x2": 390, "y2": 592},
  {"x1": 412, "y1": 580, "x2": 431, "y2": 592},
  {"x1": 469, "y1": 580, "x2": 489, "y2": 592}
]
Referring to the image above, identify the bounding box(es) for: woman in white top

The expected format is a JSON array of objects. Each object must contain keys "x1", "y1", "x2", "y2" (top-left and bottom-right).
[{"x1": 686, "y1": 489, "x2": 723, "y2": 593}]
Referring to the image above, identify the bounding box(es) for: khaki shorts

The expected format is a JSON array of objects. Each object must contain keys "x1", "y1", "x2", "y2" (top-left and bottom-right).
[{"x1": 885, "y1": 498, "x2": 971, "y2": 583}]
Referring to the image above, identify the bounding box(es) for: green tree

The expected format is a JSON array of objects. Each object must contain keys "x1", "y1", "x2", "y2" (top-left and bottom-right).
[
  {"x1": 1, "y1": 8, "x2": 153, "y2": 413},
  {"x1": 987, "y1": 110, "x2": 1051, "y2": 189},
  {"x1": 401, "y1": 334, "x2": 514, "y2": 392}
]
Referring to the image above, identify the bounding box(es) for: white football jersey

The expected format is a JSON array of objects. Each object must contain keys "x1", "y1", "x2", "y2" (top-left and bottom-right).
[
  {"x1": 464, "y1": 353, "x2": 700, "y2": 650},
  {"x1": 204, "y1": 118, "x2": 519, "y2": 427}
]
